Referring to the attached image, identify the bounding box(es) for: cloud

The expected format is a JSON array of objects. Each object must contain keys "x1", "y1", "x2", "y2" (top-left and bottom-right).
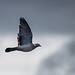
[{"x1": 37, "y1": 37, "x2": 75, "y2": 75}]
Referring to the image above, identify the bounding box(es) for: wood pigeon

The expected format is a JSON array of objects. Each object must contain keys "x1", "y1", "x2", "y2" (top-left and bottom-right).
[{"x1": 5, "y1": 17, "x2": 41, "y2": 52}]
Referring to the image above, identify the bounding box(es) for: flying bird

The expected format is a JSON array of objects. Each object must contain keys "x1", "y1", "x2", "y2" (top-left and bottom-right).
[{"x1": 5, "y1": 17, "x2": 41, "y2": 52}]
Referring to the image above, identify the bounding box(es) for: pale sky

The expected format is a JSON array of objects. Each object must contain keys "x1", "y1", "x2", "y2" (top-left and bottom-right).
[{"x1": 0, "y1": 34, "x2": 73, "y2": 75}]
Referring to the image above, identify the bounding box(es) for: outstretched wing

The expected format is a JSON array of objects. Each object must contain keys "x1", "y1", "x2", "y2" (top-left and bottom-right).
[{"x1": 17, "y1": 17, "x2": 33, "y2": 46}]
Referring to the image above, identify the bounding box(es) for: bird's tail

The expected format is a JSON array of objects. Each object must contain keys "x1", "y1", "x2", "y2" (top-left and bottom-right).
[{"x1": 5, "y1": 48, "x2": 16, "y2": 52}]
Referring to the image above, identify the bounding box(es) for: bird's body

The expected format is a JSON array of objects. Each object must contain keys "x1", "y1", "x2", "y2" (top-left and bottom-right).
[
  {"x1": 16, "y1": 44, "x2": 35, "y2": 52},
  {"x1": 5, "y1": 17, "x2": 41, "y2": 52}
]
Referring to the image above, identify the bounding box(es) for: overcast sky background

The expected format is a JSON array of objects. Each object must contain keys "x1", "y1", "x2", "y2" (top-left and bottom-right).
[
  {"x1": 0, "y1": 0, "x2": 75, "y2": 75},
  {"x1": 0, "y1": 0, "x2": 75, "y2": 34}
]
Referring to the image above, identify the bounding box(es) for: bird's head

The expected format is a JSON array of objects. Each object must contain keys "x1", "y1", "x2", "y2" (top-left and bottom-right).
[{"x1": 34, "y1": 43, "x2": 41, "y2": 48}]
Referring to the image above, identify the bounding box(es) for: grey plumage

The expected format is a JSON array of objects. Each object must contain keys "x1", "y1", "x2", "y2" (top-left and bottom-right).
[
  {"x1": 5, "y1": 17, "x2": 41, "y2": 52},
  {"x1": 18, "y1": 18, "x2": 33, "y2": 45}
]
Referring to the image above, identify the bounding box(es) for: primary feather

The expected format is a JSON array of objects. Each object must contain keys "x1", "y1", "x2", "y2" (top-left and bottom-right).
[{"x1": 18, "y1": 18, "x2": 33, "y2": 45}]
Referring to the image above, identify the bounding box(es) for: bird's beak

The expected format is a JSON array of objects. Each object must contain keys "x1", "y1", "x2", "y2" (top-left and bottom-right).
[{"x1": 40, "y1": 45, "x2": 41, "y2": 47}]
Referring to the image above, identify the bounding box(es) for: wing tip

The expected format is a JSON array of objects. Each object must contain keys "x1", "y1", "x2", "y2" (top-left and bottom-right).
[
  {"x1": 20, "y1": 17, "x2": 27, "y2": 24},
  {"x1": 20, "y1": 17, "x2": 28, "y2": 25},
  {"x1": 20, "y1": 17, "x2": 25, "y2": 21}
]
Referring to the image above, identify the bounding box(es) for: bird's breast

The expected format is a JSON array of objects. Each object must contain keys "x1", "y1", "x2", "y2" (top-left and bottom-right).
[{"x1": 17, "y1": 44, "x2": 35, "y2": 52}]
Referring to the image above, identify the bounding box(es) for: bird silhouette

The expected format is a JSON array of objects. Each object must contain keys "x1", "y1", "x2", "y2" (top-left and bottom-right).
[{"x1": 5, "y1": 17, "x2": 41, "y2": 52}]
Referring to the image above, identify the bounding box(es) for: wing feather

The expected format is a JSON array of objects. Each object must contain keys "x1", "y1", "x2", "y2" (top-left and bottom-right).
[{"x1": 18, "y1": 17, "x2": 33, "y2": 45}]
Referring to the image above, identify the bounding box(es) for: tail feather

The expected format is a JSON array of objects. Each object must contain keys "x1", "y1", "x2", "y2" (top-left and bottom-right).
[{"x1": 5, "y1": 48, "x2": 16, "y2": 52}]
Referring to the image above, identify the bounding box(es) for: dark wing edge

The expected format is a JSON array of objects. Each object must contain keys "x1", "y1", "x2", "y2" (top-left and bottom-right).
[{"x1": 17, "y1": 17, "x2": 33, "y2": 46}]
